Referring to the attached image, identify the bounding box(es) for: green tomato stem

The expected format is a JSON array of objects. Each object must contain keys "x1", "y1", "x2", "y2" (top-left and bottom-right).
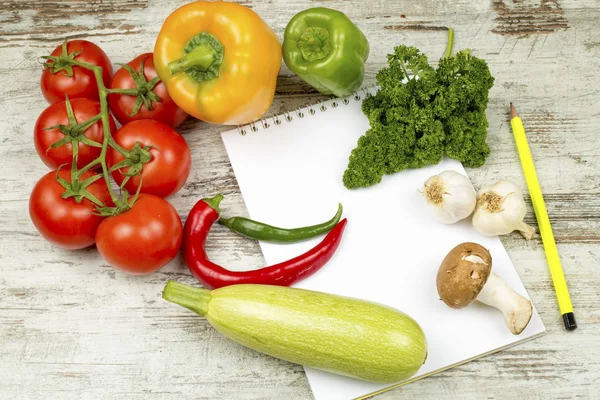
[
  {"x1": 106, "y1": 88, "x2": 140, "y2": 96},
  {"x1": 106, "y1": 134, "x2": 130, "y2": 158},
  {"x1": 71, "y1": 138, "x2": 79, "y2": 182},
  {"x1": 77, "y1": 156, "x2": 101, "y2": 175},
  {"x1": 69, "y1": 57, "x2": 125, "y2": 208},
  {"x1": 94, "y1": 68, "x2": 122, "y2": 207},
  {"x1": 44, "y1": 49, "x2": 148, "y2": 214}
]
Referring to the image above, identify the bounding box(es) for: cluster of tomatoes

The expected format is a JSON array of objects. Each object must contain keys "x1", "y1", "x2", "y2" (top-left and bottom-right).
[{"x1": 29, "y1": 40, "x2": 192, "y2": 275}]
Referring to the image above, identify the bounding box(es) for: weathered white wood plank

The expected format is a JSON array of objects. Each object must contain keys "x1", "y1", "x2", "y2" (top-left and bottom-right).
[{"x1": 1, "y1": 0, "x2": 599, "y2": 399}]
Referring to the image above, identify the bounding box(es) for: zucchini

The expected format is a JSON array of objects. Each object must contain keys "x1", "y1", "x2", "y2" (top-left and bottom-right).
[{"x1": 162, "y1": 281, "x2": 427, "y2": 383}]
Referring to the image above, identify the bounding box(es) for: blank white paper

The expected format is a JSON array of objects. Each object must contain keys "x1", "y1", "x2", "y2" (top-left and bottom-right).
[{"x1": 221, "y1": 90, "x2": 545, "y2": 400}]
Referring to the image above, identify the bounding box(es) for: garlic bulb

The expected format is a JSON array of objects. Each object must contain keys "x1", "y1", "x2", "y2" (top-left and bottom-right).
[
  {"x1": 472, "y1": 180, "x2": 535, "y2": 239},
  {"x1": 423, "y1": 170, "x2": 476, "y2": 224}
]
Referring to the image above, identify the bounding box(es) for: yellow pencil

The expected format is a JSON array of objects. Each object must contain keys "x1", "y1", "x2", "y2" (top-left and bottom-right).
[{"x1": 510, "y1": 103, "x2": 577, "y2": 331}]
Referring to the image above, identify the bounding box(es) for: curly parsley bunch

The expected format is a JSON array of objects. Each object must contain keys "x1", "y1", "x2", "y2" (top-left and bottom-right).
[{"x1": 343, "y1": 33, "x2": 494, "y2": 189}]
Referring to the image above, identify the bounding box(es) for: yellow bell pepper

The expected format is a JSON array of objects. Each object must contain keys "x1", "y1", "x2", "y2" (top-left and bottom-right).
[{"x1": 153, "y1": 1, "x2": 281, "y2": 125}]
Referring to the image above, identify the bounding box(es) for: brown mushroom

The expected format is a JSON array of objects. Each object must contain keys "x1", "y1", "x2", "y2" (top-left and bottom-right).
[{"x1": 436, "y1": 242, "x2": 533, "y2": 335}]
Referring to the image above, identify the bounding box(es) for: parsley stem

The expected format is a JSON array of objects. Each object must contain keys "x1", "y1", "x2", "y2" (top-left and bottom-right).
[
  {"x1": 444, "y1": 27, "x2": 454, "y2": 59},
  {"x1": 398, "y1": 59, "x2": 410, "y2": 81}
]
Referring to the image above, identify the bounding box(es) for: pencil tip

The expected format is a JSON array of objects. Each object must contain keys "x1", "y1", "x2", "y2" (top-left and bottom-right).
[{"x1": 510, "y1": 103, "x2": 518, "y2": 119}]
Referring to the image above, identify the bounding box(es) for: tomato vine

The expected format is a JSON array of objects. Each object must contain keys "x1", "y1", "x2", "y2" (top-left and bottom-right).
[{"x1": 42, "y1": 42, "x2": 155, "y2": 216}]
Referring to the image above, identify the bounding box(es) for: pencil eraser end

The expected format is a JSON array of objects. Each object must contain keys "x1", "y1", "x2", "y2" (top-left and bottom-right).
[{"x1": 562, "y1": 312, "x2": 577, "y2": 331}]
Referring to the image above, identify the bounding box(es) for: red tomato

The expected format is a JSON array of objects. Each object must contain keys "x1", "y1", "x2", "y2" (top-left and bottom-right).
[
  {"x1": 95, "y1": 194, "x2": 183, "y2": 275},
  {"x1": 41, "y1": 40, "x2": 113, "y2": 104},
  {"x1": 108, "y1": 53, "x2": 187, "y2": 128},
  {"x1": 29, "y1": 170, "x2": 112, "y2": 250},
  {"x1": 34, "y1": 98, "x2": 117, "y2": 169},
  {"x1": 107, "y1": 120, "x2": 191, "y2": 198}
]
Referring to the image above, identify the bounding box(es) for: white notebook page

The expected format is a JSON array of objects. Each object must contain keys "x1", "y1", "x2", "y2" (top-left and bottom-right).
[{"x1": 220, "y1": 91, "x2": 545, "y2": 400}]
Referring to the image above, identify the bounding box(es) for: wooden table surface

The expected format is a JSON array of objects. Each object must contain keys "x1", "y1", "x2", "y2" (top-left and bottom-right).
[{"x1": 1, "y1": 1, "x2": 599, "y2": 399}]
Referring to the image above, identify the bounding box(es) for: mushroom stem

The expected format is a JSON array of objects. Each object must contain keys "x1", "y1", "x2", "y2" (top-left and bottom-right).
[{"x1": 476, "y1": 272, "x2": 533, "y2": 335}]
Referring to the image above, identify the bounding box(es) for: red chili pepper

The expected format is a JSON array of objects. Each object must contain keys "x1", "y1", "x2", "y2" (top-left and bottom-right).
[{"x1": 183, "y1": 194, "x2": 347, "y2": 289}]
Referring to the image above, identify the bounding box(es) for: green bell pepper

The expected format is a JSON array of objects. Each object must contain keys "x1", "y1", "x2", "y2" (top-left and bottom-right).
[{"x1": 282, "y1": 8, "x2": 370, "y2": 97}]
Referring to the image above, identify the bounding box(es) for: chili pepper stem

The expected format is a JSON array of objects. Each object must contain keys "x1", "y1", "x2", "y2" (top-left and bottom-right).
[
  {"x1": 204, "y1": 193, "x2": 224, "y2": 213},
  {"x1": 162, "y1": 280, "x2": 211, "y2": 316},
  {"x1": 218, "y1": 216, "x2": 235, "y2": 230}
]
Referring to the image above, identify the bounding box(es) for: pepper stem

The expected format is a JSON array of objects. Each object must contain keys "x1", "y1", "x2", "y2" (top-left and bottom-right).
[
  {"x1": 217, "y1": 216, "x2": 235, "y2": 229},
  {"x1": 204, "y1": 193, "x2": 224, "y2": 213},
  {"x1": 444, "y1": 27, "x2": 455, "y2": 59},
  {"x1": 162, "y1": 281, "x2": 212, "y2": 317},
  {"x1": 167, "y1": 32, "x2": 224, "y2": 83},
  {"x1": 168, "y1": 43, "x2": 216, "y2": 74},
  {"x1": 298, "y1": 27, "x2": 331, "y2": 61}
]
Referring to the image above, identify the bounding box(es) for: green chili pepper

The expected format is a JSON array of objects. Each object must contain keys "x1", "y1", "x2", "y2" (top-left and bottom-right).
[
  {"x1": 218, "y1": 203, "x2": 343, "y2": 243},
  {"x1": 282, "y1": 8, "x2": 369, "y2": 97}
]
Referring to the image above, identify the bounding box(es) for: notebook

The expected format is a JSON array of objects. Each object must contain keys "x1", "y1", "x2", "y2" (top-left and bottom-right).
[{"x1": 220, "y1": 88, "x2": 546, "y2": 400}]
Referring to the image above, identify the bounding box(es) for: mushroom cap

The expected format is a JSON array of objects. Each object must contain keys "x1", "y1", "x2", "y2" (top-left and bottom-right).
[{"x1": 436, "y1": 242, "x2": 492, "y2": 309}]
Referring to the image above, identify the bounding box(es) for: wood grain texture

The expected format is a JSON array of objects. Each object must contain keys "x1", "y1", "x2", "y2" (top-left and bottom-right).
[{"x1": 1, "y1": 0, "x2": 599, "y2": 399}]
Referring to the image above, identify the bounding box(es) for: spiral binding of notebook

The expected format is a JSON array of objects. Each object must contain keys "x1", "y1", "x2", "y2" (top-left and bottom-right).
[{"x1": 236, "y1": 86, "x2": 379, "y2": 136}]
